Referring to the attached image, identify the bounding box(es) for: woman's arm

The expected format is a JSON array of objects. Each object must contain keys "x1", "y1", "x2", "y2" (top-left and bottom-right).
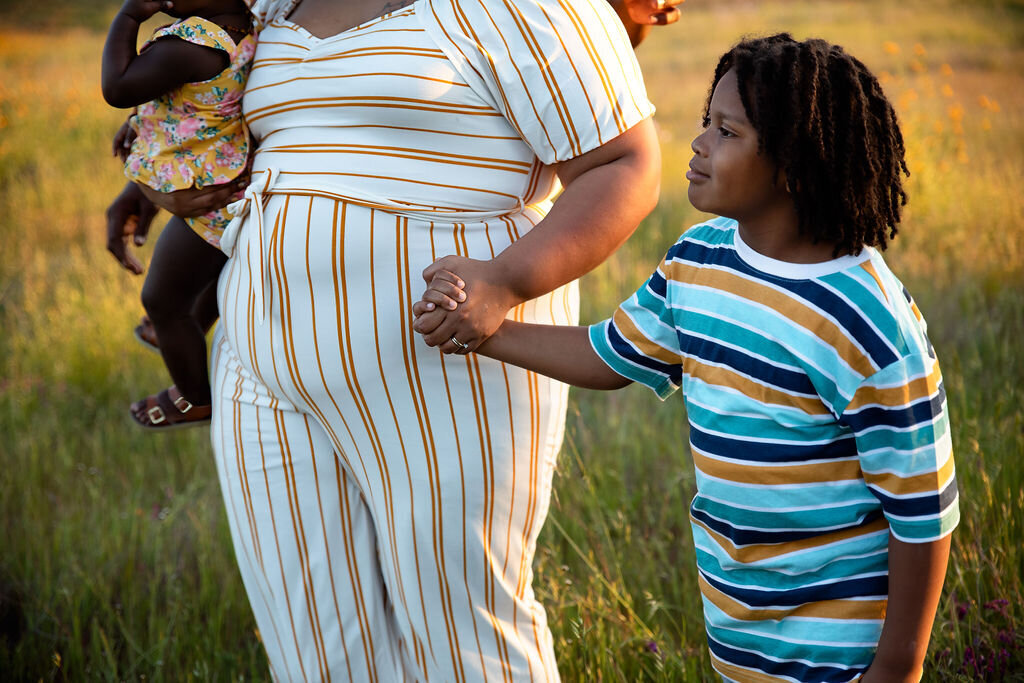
[
  {"x1": 417, "y1": 117, "x2": 660, "y2": 354},
  {"x1": 102, "y1": 0, "x2": 229, "y2": 108},
  {"x1": 860, "y1": 534, "x2": 952, "y2": 682},
  {"x1": 413, "y1": 275, "x2": 629, "y2": 388}
]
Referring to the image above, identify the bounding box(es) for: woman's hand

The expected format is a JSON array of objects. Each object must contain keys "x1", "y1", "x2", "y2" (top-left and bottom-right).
[
  {"x1": 106, "y1": 181, "x2": 160, "y2": 274},
  {"x1": 413, "y1": 256, "x2": 517, "y2": 355},
  {"x1": 135, "y1": 175, "x2": 247, "y2": 218}
]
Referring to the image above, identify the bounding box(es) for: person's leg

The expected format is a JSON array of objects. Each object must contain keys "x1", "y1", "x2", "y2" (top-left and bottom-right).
[
  {"x1": 190, "y1": 277, "x2": 220, "y2": 335},
  {"x1": 208, "y1": 331, "x2": 407, "y2": 681},
  {"x1": 139, "y1": 216, "x2": 225, "y2": 406},
  {"x1": 131, "y1": 279, "x2": 218, "y2": 353},
  {"x1": 305, "y1": 213, "x2": 573, "y2": 681}
]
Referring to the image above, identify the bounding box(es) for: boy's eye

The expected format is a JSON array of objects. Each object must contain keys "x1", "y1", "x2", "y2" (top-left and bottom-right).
[{"x1": 719, "y1": 127, "x2": 735, "y2": 138}]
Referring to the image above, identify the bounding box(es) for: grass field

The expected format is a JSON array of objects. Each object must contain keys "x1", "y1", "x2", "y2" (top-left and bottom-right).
[{"x1": 1, "y1": 0, "x2": 1022, "y2": 680}]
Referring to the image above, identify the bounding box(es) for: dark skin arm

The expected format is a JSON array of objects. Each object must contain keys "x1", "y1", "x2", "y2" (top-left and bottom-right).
[
  {"x1": 414, "y1": 275, "x2": 629, "y2": 388},
  {"x1": 106, "y1": 181, "x2": 161, "y2": 274},
  {"x1": 861, "y1": 534, "x2": 952, "y2": 682},
  {"x1": 412, "y1": 118, "x2": 660, "y2": 354},
  {"x1": 102, "y1": 0, "x2": 229, "y2": 108},
  {"x1": 105, "y1": 179, "x2": 245, "y2": 273}
]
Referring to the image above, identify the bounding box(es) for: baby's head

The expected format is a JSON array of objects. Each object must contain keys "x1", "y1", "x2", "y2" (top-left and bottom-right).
[{"x1": 699, "y1": 33, "x2": 909, "y2": 255}]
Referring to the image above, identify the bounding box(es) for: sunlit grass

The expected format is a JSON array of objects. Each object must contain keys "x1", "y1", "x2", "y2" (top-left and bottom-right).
[{"x1": 1, "y1": 0, "x2": 1022, "y2": 680}]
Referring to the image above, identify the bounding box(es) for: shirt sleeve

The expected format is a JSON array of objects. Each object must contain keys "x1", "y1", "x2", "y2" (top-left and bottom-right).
[
  {"x1": 150, "y1": 17, "x2": 234, "y2": 55},
  {"x1": 421, "y1": 0, "x2": 655, "y2": 164},
  {"x1": 840, "y1": 352, "x2": 960, "y2": 542},
  {"x1": 589, "y1": 253, "x2": 683, "y2": 400},
  {"x1": 244, "y1": 0, "x2": 299, "y2": 30}
]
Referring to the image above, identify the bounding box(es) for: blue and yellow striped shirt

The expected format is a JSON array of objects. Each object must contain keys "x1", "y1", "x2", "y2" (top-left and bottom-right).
[{"x1": 590, "y1": 217, "x2": 959, "y2": 681}]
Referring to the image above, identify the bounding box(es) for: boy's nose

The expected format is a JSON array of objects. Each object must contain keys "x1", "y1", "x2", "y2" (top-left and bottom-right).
[{"x1": 691, "y1": 128, "x2": 709, "y2": 156}]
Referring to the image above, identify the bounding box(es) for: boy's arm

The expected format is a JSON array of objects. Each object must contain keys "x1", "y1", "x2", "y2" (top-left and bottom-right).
[
  {"x1": 478, "y1": 321, "x2": 631, "y2": 390},
  {"x1": 102, "y1": 0, "x2": 228, "y2": 108},
  {"x1": 413, "y1": 275, "x2": 629, "y2": 389},
  {"x1": 861, "y1": 534, "x2": 952, "y2": 682}
]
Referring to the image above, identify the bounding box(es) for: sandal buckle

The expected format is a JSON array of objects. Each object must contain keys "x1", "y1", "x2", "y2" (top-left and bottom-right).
[
  {"x1": 147, "y1": 406, "x2": 167, "y2": 424},
  {"x1": 173, "y1": 395, "x2": 193, "y2": 414}
]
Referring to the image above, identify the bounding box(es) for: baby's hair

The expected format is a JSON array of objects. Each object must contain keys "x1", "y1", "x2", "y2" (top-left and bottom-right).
[{"x1": 704, "y1": 33, "x2": 909, "y2": 255}]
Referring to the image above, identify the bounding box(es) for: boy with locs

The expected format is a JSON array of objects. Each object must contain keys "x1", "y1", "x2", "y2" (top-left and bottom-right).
[{"x1": 415, "y1": 34, "x2": 958, "y2": 681}]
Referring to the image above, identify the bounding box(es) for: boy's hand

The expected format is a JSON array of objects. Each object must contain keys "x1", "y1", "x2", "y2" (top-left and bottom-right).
[
  {"x1": 118, "y1": 0, "x2": 173, "y2": 23},
  {"x1": 413, "y1": 269, "x2": 466, "y2": 334},
  {"x1": 112, "y1": 116, "x2": 137, "y2": 162},
  {"x1": 414, "y1": 255, "x2": 519, "y2": 355},
  {"x1": 106, "y1": 182, "x2": 159, "y2": 274}
]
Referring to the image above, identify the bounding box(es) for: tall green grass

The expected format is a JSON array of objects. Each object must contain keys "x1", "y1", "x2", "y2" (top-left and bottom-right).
[{"x1": 2, "y1": 0, "x2": 1022, "y2": 680}]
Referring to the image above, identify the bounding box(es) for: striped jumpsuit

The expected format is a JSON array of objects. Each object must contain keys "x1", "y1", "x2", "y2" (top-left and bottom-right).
[{"x1": 211, "y1": 0, "x2": 654, "y2": 680}]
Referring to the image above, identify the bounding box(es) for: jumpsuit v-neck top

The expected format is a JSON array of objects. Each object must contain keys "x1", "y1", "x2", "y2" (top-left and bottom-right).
[{"x1": 211, "y1": 0, "x2": 653, "y2": 679}]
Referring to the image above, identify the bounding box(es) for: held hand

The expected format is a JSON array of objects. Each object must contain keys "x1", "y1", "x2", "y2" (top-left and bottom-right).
[
  {"x1": 620, "y1": 0, "x2": 683, "y2": 25},
  {"x1": 414, "y1": 256, "x2": 518, "y2": 354},
  {"x1": 106, "y1": 181, "x2": 159, "y2": 274},
  {"x1": 112, "y1": 115, "x2": 137, "y2": 162},
  {"x1": 412, "y1": 269, "x2": 467, "y2": 334},
  {"x1": 135, "y1": 173, "x2": 248, "y2": 218},
  {"x1": 118, "y1": 0, "x2": 173, "y2": 23}
]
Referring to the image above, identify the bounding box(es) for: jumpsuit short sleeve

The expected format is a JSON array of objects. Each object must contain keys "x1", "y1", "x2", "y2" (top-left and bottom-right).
[
  {"x1": 421, "y1": 0, "x2": 655, "y2": 164},
  {"x1": 244, "y1": 0, "x2": 300, "y2": 30}
]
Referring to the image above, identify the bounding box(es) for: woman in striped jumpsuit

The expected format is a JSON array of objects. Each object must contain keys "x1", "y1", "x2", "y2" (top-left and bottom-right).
[{"x1": 132, "y1": 0, "x2": 663, "y2": 678}]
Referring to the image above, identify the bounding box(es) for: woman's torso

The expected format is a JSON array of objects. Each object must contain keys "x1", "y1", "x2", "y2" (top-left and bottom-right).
[{"x1": 243, "y1": 3, "x2": 561, "y2": 218}]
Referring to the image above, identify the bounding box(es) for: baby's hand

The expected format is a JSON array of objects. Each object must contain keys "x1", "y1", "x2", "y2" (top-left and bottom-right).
[
  {"x1": 112, "y1": 115, "x2": 137, "y2": 162},
  {"x1": 412, "y1": 269, "x2": 466, "y2": 335},
  {"x1": 119, "y1": 0, "x2": 173, "y2": 23}
]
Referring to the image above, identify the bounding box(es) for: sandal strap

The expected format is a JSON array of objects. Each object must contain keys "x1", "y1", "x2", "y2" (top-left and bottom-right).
[
  {"x1": 147, "y1": 404, "x2": 167, "y2": 424},
  {"x1": 173, "y1": 394, "x2": 193, "y2": 414}
]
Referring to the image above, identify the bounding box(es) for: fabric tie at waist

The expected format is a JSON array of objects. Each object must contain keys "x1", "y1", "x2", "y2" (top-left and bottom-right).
[
  {"x1": 219, "y1": 166, "x2": 528, "y2": 323},
  {"x1": 221, "y1": 167, "x2": 279, "y2": 323}
]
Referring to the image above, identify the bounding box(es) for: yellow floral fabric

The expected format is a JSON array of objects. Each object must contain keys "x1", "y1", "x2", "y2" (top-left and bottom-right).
[{"x1": 124, "y1": 16, "x2": 255, "y2": 245}]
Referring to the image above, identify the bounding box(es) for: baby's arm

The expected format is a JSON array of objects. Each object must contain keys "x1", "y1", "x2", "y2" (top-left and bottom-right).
[
  {"x1": 413, "y1": 270, "x2": 630, "y2": 390},
  {"x1": 102, "y1": 0, "x2": 229, "y2": 108},
  {"x1": 861, "y1": 535, "x2": 952, "y2": 682}
]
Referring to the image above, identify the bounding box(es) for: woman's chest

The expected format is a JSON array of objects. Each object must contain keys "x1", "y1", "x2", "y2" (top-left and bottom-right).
[{"x1": 243, "y1": 14, "x2": 505, "y2": 136}]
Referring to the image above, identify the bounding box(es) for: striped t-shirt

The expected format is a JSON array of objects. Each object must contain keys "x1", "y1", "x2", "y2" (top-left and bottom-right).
[{"x1": 590, "y1": 217, "x2": 959, "y2": 682}]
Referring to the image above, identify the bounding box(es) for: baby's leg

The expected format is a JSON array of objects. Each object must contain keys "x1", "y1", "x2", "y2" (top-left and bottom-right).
[
  {"x1": 141, "y1": 216, "x2": 226, "y2": 406},
  {"x1": 191, "y1": 278, "x2": 220, "y2": 336}
]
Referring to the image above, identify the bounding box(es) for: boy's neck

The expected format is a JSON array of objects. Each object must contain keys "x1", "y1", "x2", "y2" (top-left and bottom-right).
[{"x1": 737, "y1": 211, "x2": 841, "y2": 264}]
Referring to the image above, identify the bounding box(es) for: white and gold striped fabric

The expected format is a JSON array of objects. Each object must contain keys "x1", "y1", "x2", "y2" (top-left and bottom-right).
[{"x1": 212, "y1": 0, "x2": 653, "y2": 680}]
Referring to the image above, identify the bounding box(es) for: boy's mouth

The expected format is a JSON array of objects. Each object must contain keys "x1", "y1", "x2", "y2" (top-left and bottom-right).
[{"x1": 686, "y1": 162, "x2": 709, "y2": 182}]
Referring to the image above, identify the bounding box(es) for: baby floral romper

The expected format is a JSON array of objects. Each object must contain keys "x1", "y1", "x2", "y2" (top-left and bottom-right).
[{"x1": 124, "y1": 16, "x2": 256, "y2": 248}]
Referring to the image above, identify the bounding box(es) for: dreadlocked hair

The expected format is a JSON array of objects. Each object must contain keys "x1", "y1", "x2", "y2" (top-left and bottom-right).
[{"x1": 703, "y1": 33, "x2": 909, "y2": 255}]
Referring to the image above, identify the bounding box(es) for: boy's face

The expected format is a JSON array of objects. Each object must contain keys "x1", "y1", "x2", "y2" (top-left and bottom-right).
[{"x1": 687, "y1": 69, "x2": 790, "y2": 226}]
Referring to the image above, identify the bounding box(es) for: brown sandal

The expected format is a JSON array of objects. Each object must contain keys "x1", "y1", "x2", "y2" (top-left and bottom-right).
[
  {"x1": 130, "y1": 386, "x2": 211, "y2": 431},
  {"x1": 133, "y1": 315, "x2": 160, "y2": 353}
]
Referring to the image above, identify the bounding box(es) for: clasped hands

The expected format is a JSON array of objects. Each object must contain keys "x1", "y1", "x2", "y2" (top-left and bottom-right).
[{"x1": 412, "y1": 255, "x2": 516, "y2": 355}]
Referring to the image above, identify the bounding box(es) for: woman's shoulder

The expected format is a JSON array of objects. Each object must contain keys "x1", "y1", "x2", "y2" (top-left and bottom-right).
[
  {"x1": 423, "y1": 0, "x2": 625, "y2": 41},
  {"x1": 246, "y1": 0, "x2": 301, "y2": 31}
]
